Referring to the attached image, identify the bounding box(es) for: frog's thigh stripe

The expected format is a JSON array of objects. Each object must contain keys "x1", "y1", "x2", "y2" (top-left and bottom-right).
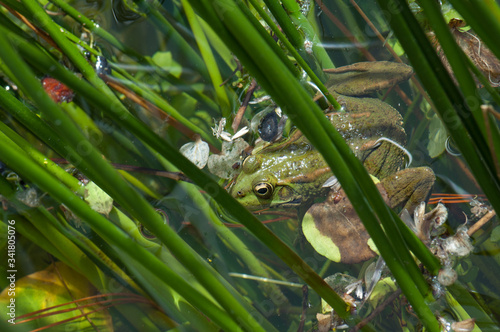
[{"x1": 302, "y1": 212, "x2": 342, "y2": 262}]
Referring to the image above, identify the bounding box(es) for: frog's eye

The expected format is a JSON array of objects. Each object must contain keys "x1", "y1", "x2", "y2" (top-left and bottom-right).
[{"x1": 253, "y1": 182, "x2": 274, "y2": 199}]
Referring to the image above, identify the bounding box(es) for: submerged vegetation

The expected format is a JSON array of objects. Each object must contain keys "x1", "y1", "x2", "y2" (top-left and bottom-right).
[{"x1": 0, "y1": 0, "x2": 499, "y2": 331}]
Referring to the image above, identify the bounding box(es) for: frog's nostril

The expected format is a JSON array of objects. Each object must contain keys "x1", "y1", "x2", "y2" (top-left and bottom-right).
[{"x1": 237, "y1": 191, "x2": 245, "y2": 197}]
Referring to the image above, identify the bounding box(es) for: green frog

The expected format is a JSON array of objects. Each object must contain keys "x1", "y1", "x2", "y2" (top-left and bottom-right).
[{"x1": 229, "y1": 62, "x2": 436, "y2": 264}]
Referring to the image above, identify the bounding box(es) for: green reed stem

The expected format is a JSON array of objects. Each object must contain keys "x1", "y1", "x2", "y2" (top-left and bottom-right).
[
  {"x1": 0, "y1": 97, "x2": 83, "y2": 195},
  {"x1": 135, "y1": 0, "x2": 210, "y2": 79},
  {"x1": 248, "y1": 0, "x2": 341, "y2": 109},
  {"x1": 0, "y1": 130, "x2": 242, "y2": 331},
  {"x1": 377, "y1": 0, "x2": 500, "y2": 215},
  {"x1": 189, "y1": 1, "x2": 440, "y2": 326},
  {"x1": 0, "y1": 179, "x2": 168, "y2": 331},
  {"x1": 22, "y1": 0, "x2": 117, "y2": 100},
  {"x1": 0, "y1": 30, "x2": 268, "y2": 331},
  {"x1": 418, "y1": 0, "x2": 486, "y2": 142},
  {"x1": 279, "y1": 0, "x2": 335, "y2": 70},
  {"x1": 391, "y1": 210, "x2": 441, "y2": 274},
  {"x1": 0, "y1": 26, "x2": 218, "y2": 149},
  {"x1": 448, "y1": 0, "x2": 500, "y2": 63},
  {"x1": 182, "y1": 0, "x2": 232, "y2": 116},
  {"x1": 47, "y1": 0, "x2": 143, "y2": 58}
]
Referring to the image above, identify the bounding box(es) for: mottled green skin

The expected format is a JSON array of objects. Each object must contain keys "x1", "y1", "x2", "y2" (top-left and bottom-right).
[
  {"x1": 230, "y1": 62, "x2": 437, "y2": 264},
  {"x1": 230, "y1": 132, "x2": 333, "y2": 210},
  {"x1": 229, "y1": 96, "x2": 409, "y2": 211},
  {"x1": 230, "y1": 61, "x2": 433, "y2": 216}
]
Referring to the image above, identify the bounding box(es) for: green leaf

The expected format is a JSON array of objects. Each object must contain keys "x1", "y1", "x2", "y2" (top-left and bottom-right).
[
  {"x1": 491, "y1": 225, "x2": 500, "y2": 243},
  {"x1": 0, "y1": 262, "x2": 112, "y2": 331},
  {"x1": 84, "y1": 182, "x2": 114, "y2": 217},
  {"x1": 369, "y1": 277, "x2": 398, "y2": 308},
  {"x1": 152, "y1": 51, "x2": 183, "y2": 78},
  {"x1": 427, "y1": 113, "x2": 448, "y2": 158}
]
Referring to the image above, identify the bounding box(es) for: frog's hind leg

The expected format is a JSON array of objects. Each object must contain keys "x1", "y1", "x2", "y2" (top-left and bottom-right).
[{"x1": 381, "y1": 167, "x2": 436, "y2": 215}]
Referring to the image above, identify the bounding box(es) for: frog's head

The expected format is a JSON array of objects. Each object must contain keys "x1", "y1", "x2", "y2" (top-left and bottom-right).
[{"x1": 229, "y1": 155, "x2": 304, "y2": 210}]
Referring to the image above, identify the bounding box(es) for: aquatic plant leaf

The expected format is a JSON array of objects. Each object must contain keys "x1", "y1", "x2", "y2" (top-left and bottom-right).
[
  {"x1": 84, "y1": 181, "x2": 114, "y2": 216},
  {"x1": 491, "y1": 225, "x2": 500, "y2": 243},
  {"x1": 302, "y1": 184, "x2": 387, "y2": 264},
  {"x1": 368, "y1": 277, "x2": 397, "y2": 308},
  {"x1": 0, "y1": 262, "x2": 111, "y2": 330},
  {"x1": 387, "y1": 39, "x2": 405, "y2": 57},
  {"x1": 427, "y1": 113, "x2": 448, "y2": 158},
  {"x1": 152, "y1": 52, "x2": 182, "y2": 78},
  {"x1": 180, "y1": 138, "x2": 209, "y2": 169}
]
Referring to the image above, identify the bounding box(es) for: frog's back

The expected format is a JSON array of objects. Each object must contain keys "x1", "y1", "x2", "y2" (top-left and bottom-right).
[{"x1": 330, "y1": 95, "x2": 407, "y2": 178}]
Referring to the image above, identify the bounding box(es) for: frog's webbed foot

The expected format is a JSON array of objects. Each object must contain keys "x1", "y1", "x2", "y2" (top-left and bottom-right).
[{"x1": 380, "y1": 167, "x2": 436, "y2": 215}]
